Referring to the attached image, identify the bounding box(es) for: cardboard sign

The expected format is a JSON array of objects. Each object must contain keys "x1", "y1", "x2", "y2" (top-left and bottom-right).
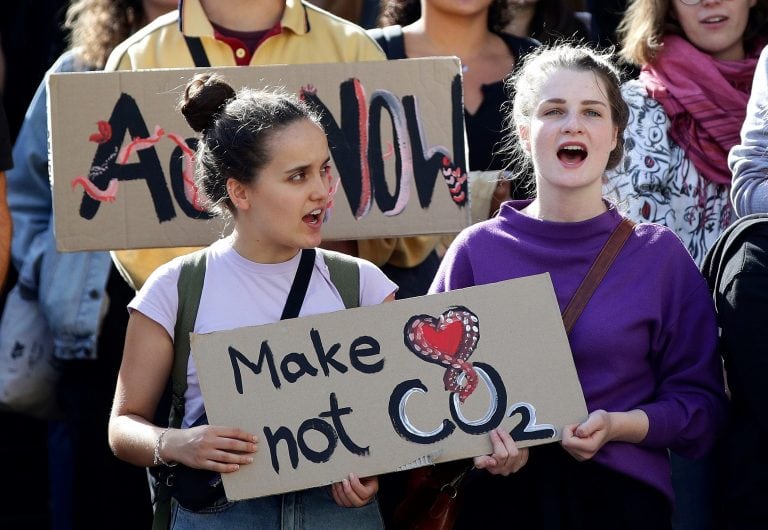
[
  {"x1": 48, "y1": 59, "x2": 471, "y2": 252},
  {"x1": 190, "y1": 274, "x2": 587, "y2": 501}
]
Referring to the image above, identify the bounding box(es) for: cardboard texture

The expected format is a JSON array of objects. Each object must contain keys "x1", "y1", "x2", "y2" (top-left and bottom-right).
[
  {"x1": 48, "y1": 58, "x2": 471, "y2": 252},
  {"x1": 190, "y1": 273, "x2": 587, "y2": 501}
]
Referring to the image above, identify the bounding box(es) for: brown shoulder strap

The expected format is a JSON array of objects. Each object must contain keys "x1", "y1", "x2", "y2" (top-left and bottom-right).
[{"x1": 561, "y1": 218, "x2": 635, "y2": 334}]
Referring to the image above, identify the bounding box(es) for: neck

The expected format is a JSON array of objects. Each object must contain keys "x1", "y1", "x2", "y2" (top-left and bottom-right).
[
  {"x1": 230, "y1": 230, "x2": 299, "y2": 264},
  {"x1": 199, "y1": 0, "x2": 284, "y2": 32},
  {"x1": 505, "y1": 5, "x2": 535, "y2": 38},
  {"x1": 524, "y1": 189, "x2": 607, "y2": 223},
  {"x1": 403, "y1": 6, "x2": 493, "y2": 59}
]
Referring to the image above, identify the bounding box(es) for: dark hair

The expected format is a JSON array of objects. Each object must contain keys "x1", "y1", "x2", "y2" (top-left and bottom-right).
[
  {"x1": 501, "y1": 43, "x2": 629, "y2": 180},
  {"x1": 178, "y1": 73, "x2": 322, "y2": 216},
  {"x1": 522, "y1": 0, "x2": 591, "y2": 44},
  {"x1": 66, "y1": 0, "x2": 150, "y2": 68},
  {"x1": 377, "y1": 0, "x2": 513, "y2": 33}
]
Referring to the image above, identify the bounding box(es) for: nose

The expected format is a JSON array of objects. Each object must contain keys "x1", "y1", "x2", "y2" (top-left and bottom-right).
[
  {"x1": 561, "y1": 112, "x2": 583, "y2": 134},
  {"x1": 309, "y1": 170, "x2": 329, "y2": 201}
]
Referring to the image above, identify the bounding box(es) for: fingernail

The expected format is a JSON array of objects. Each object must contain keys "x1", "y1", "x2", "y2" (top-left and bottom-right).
[{"x1": 247, "y1": 457, "x2": 253, "y2": 464}]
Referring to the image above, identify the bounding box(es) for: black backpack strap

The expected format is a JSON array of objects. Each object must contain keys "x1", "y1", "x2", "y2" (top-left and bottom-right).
[
  {"x1": 367, "y1": 25, "x2": 406, "y2": 60},
  {"x1": 319, "y1": 249, "x2": 360, "y2": 309},
  {"x1": 184, "y1": 36, "x2": 211, "y2": 67},
  {"x1": 702, "y1": 213, "x2": 768, "y2": 300},
  {"x1": 281, "y1": 249, "x2": 316, "y2": 319}
]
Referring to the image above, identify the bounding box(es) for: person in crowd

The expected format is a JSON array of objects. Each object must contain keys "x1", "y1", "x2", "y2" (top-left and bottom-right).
[
  {"x1": 371, "y1": 0, "x2": 538, "y2": 297},
  {"x1": 375, "y1": 0, "x2": 538, "y2": 174},
  {"x1": 730, "y1": 44, "x2": 768, "y2": 216},
  {"x1": 606, "y1": 5, "x2": 766, "y2": 525},
  {"x1": 605, "y1": 0, "x2": 768, "y2": 266},
  {"x1": 5, "y1": 1, "x2": 177, "y2": 528},
  {"x1": 586, "y1": 0, "x2": 627, "y2": 47},
  {"x1": 430, "y1": 43, "x2": 728, "y2": 530},
  {"x1": 701, "y1": 211, "x2": 768, "y2": 530},
  {"x1": 0, "y1": 103, "x2": 11, "y2": 289},
  {"x1": 107, "y1": 72, "x2": 399, "y2": 526},
  {"x1": 505, "y1": 0, "x2": 590, "y2": 44},
  {"x1": 715, "y1": 43, "x2": 768, "y2": 529}
]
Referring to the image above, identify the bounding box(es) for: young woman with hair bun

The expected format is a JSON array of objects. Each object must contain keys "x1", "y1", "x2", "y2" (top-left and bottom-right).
[{"x1": 108, "y1": 73, "x2": 397, "y2": 528}]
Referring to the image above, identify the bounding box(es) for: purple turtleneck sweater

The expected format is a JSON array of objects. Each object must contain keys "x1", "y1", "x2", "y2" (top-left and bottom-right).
[{"x1": 430, "y1": 200, "x2": 727, "y2": 502}]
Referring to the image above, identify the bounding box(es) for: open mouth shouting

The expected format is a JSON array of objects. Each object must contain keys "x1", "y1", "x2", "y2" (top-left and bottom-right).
[
  {"x1": 557, "y1": 143, "x2": 588, "y2": 166},
  {"x1": 303, "y1": 208, "x2": 324, "y2": 226}
]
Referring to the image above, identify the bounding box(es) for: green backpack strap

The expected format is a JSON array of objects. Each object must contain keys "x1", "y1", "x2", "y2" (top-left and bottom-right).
[
  {"x1": 319, "y1": 249, "x2": 360, "y2": 309},
  {"x1": 152, "y1": 247, "x2": 208, "y2": 530},
  {"x1": 154, "y1": 247, "x2": 353, "y2": 529}
]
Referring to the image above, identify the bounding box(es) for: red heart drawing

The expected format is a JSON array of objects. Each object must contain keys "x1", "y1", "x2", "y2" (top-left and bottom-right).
[
  {"x1": 419, "y1": 320, "x2": 463, "y2": 359},
  {"x1": 403, "y1": 306, "x2": 480, "y2": 402}
]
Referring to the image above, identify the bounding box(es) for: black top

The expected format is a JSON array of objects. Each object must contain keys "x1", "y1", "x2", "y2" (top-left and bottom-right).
[
  {"x1": 0, "y1": 104, "x2": 12, "y2": 171},
  {"x1": 367, "y1": 26, "x2": 538, "y2": 173},
  {"x1": 701, "y1": 213, "x2": 768, "y2": 522}
]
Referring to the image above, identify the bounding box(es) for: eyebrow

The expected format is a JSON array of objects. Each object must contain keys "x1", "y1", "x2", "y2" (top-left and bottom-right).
[
  {"x1": 284, "y1": 156, "x2": 332, "y2": 175},
  {"x1": 541, "y1": 98, "x2": 609, "y2": 107}
]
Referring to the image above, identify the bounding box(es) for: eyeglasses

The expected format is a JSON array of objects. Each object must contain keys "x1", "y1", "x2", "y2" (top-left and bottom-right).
[{"x1": 678, "y1": 0, "x2": 703, "y2": 5}]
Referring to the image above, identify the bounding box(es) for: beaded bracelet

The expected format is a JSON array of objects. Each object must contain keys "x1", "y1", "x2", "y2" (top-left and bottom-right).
[{"x1": 152, "y1": 427, "x2": 178, "y2": 467}]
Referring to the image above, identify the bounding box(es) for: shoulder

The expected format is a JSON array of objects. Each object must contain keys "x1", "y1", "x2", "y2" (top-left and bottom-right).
[
  {"x1": 621, "y1": 79, "x2": 662, "y2": 113},
  {"x1": 142, "y1": 251, "x2": 188, "y2": 292},
  {"x1": 318, "y1": 249, "x2": 396, "y2": 305},
  {"x1": 446, "y1": 217, "x2": 502, "y2": 257},
  {"x1": 631, "y1": 222, "x2": 703, "y2": 275},
  {"x1": 104, "y1": 10, "x2": 180, "y2": 71},
  {"x1": 302, "y1": 1, "x2": 368, "y2": 34},
  {"x1": 633, "y1": 221, "x2": 687, "y2": 250},
  {"x1": 619, "y1": 81, "x2": 673, "y2": 147},
  {"x1": 49, "y1": 49, "x2": 92, "y2": 74},
  {"x1": 318, "y1": 249, "x2": 382, "y2": 281},
  {"x1": 302, "y1": 2, "x2": 384, "y2": 59},
  {"x1": 366, "y1": 25, "x2": 405, "y2": 59}
]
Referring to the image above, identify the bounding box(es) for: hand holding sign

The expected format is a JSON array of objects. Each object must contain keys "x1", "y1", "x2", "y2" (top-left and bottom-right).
[{"x1": 191, "y1": 274, "x2": 588, "y2": 501}]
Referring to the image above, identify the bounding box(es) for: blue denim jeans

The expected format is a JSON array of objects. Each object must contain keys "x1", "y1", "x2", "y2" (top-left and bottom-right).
[{"x1": 170, "y1": 486, "x2": 383, "y2": 529}]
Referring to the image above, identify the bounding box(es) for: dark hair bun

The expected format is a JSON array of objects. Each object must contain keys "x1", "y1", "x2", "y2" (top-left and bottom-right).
[{"x1": 179, "y1": 73, "x2": 236, "y2": 133}]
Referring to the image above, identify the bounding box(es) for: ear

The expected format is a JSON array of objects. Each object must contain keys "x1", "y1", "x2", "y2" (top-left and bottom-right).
[
  {"x1": 611, "y1": 125, "x2": 618, "y2": 152},
  {"x1": 518, "y1": 125, "x2": 531, "y2": 154},
  {"x1": 226, "y1": 177, "x2": 250, "y2": 211}
]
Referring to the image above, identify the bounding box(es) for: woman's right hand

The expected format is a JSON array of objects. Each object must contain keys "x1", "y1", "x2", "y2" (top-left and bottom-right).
[
  {"x1": 473, "y1": 427, "x2": 528, "y2": 476},
  {"x1": 161, "y1": 425, "x2": 258, "y2": 473}
]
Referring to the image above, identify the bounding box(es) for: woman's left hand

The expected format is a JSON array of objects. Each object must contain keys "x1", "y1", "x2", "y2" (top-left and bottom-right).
[
  {"x1": 331, "y1": 473, "x2": 378, "y2": 507},
  {"x1": 561, "y1": 409, "x2": 613, "y2": 461},
  {"x1": 561, "y1": 409, "x2": 649, "y2": 461}
]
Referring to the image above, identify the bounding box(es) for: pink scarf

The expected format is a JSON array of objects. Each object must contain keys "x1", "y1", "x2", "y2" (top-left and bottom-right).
[{"x1": 640, "y1": 34, "x2": 760, "y2": 185}]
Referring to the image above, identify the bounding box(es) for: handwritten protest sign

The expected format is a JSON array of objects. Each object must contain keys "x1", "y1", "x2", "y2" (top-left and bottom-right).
[
  {"x1": 190, "y1": 274, "x2": 587, "y2": 501},
  {"x1": 48, "y1": 59, "x2": 471, "y2": 251}
]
